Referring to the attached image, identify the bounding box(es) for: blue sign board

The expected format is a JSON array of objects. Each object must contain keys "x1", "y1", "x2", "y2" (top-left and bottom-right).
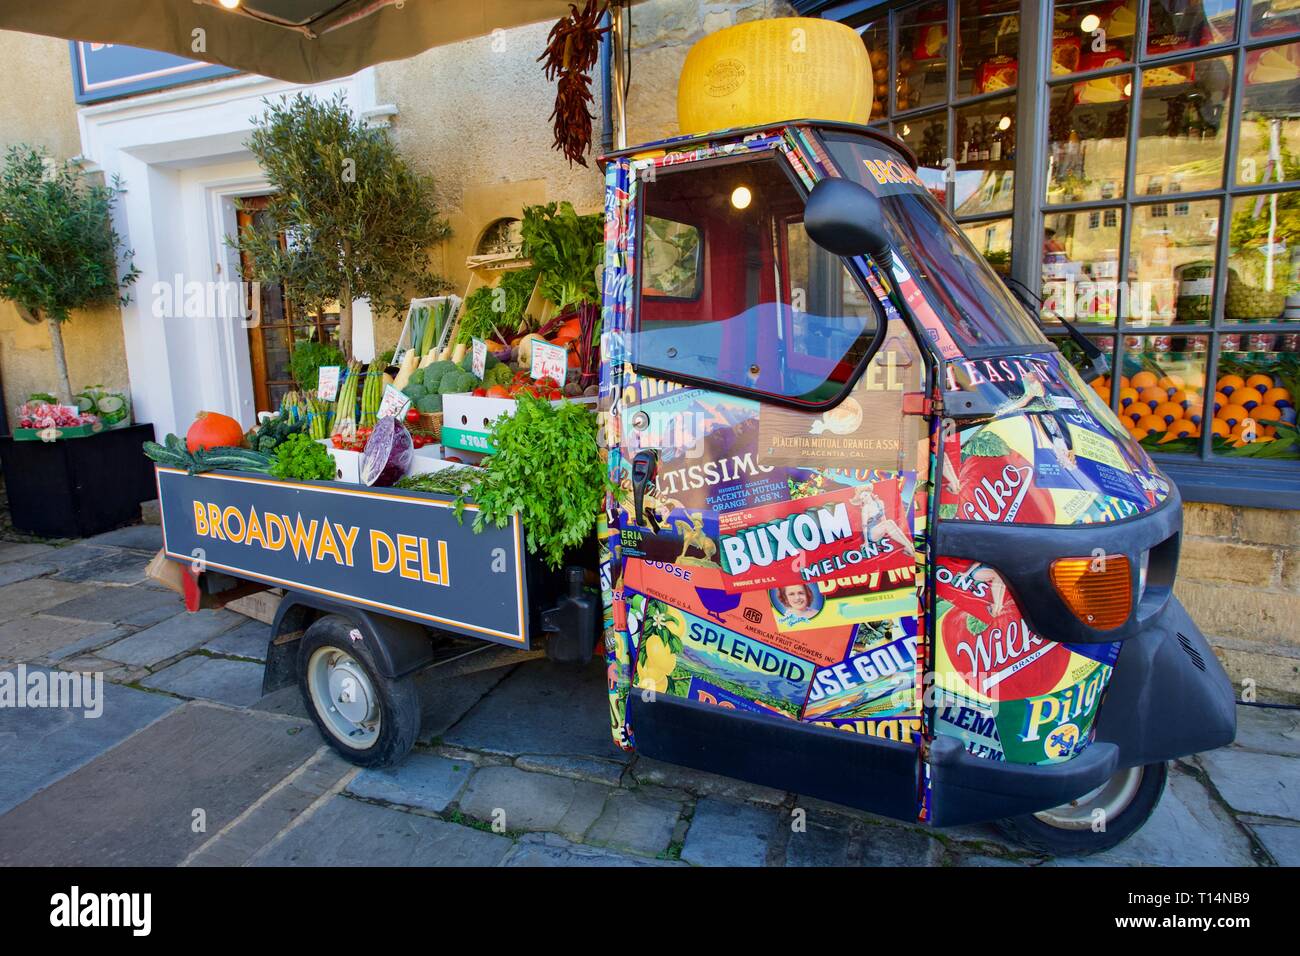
[
  {"x1": 70, "y1": 41, "x2": 239, "y2": 105},
  {"x1": 157, "y1": 468, "x2": 530, "y2": 647}
]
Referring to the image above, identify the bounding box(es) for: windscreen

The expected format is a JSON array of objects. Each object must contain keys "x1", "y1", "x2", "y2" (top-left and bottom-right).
[
  {"x1": 821, "y1": 131, "x2": 1048, "y2": 352},
  {"x1": 631, "y1": 153, "x2": 881, "y2": 405}
]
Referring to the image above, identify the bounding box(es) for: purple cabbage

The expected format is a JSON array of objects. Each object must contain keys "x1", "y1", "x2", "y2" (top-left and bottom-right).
[{"x1": 361, "y1": 415, "x2": 414, "y2": 486}]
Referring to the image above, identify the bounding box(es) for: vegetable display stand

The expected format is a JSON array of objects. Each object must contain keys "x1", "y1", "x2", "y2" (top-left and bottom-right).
[{"x1": 0, "y1": 422, "x2": 159, "y2": 538}]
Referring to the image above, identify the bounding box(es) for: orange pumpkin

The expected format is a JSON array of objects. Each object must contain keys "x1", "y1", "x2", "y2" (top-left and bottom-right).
[{"x1": 186, "y1": 411, "x2": 245, "y2": 452}]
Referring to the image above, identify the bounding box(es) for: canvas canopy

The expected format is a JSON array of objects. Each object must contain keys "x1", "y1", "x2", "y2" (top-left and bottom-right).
[{"x1": 0, "y1": 0, "x2": 584, "y2": 84}]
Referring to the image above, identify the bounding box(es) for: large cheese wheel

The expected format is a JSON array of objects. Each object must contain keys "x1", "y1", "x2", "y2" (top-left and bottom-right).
[{"x1": 677, "y1": 18, "x2": 873, "y2": 136}]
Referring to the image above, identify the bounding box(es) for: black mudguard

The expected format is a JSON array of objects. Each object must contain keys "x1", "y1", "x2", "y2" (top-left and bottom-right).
[
  {"x1": 261, "y1": 591, "x2": 436, "y2": 695},
  {"x1": 1092, "y1": 595, "x2": 1237, "y2": 769}
]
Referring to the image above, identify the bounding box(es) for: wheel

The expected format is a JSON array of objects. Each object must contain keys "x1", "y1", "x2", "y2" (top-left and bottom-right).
[
  {"x1": 296, "y1": 615, "x2": 421, "y2": 768},
  {"x1": 993, "y1": 761, "x2": 1168, "y2": 857}
]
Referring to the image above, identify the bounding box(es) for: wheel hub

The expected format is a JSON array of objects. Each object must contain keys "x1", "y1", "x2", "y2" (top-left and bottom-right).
[
  {"x1": 328, "y1": 661, "x2": 373, "y2": 725},
  {"x1": 306, "y1": 646, "x2": 381, "y2": 749}
]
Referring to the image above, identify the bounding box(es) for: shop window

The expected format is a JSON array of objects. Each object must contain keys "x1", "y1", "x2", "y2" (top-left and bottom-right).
[
  {"x1": 1227, "y1": 189, "x2": 1300, "y2": 322},
  {"x1": 957, "y1": 0, "x2": 1020, "y2": 99},
  {"x1": 860, "y1": 19, "x2": 890, "y2": 121},
  {"x1": 1147, "y1": 0, "x2": 1240, "y2": 54},
  {"x1": 1046, "y1": 78, "x2": 1131, "y2": 203},
  {"x1": 1238, "y1": 39, "x2": 1300, "y2": 186},
  {"x1": 1251, "y1": 0, "x2": 1300, "y2": 39},
  {"x1": 896, "y1": 2, "x2": 949, "y2": 111},
  {"x1": 1131, "y1": 198, "x2": 1221, "y2": 325},
  {"x1": 1042, "y1": 208, "x2": 1124, "y2": 325},
  {"x1": 953, "y1": 96, "x2": 1016, "y2": 216},
  {"x1": 632, "y1": 154, "x2": 881, "y2": 405},
  {"x1": 1050, "y1": 0, "x2": 1140, "y2": 73},
  {"x1": 1116, "y1": 333, "x2": 1211, "y2": 455},
  {"x1": 960, "y1": 217, "x2": 1013, "y2": 275},
  {"x1": 895, "y1": 110, "x2": 949, "y2": 202},
  {"x1": 1134, "y1": 53, "x2": 1234, "y2": 195},
  {"x1": 1208, "y1": 334, "x2": 1299, "y2": 458}
]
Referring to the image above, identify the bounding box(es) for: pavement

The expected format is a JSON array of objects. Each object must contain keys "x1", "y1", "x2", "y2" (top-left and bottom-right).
[{"x1": 0, "y1": 527, "x2": 1296, "y2": 867}]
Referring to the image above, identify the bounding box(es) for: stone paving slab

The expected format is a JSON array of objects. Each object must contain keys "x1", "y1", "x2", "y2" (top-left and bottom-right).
[
  {"x1": 503, "y1": 832, "x2": 682, "y2": 867},
  {"x1": 0, "y1": 702, "x2": 320, "y2": 866},
  {"x1": 1248, "y1": 822, "x2": 1300, "y2": 866},
  {"x1": 141, "y1": 655, "x2": 266, "y2": 707},
  {"x1": 346, "y1": 752, "x2": 472, "y2": 813},
  {"x1": 443, "y1": 659, "x2": 630, "y2": 763},
  {"x1": 0, "y1": 615, "x2": 105, "y2": 662},
  {"x1": 1233, "y1": 705, "x2": 1300, "y2": 758},
  {"x1": 0, "y1": 668, "x2": 179, "y2": 815},
  {"x1": 415, "y1": 659, "x2": 518, "y2": 742},
  {"x1": 1197, "y1": 748, "x2": 1300, "y2": 821},
  {"x1": 37, "y1": 544, "x2": 115, "y2": 572},
  {"x1": 251, "y1": 794, "x2": 512, "y2": 866},
  {"x1": 98, "y1": 609, "x2": 243, "y2": 666},
  {"x1": 681, "y1": 798, "x2": 778, "y2": 866},
  {"x1": 632, "y1": 756, "x2": 789, "y2": 806},
  {"x1": 0, "y1": 541, "x2": 58, "y2": 564},
  {"x1": 0, "y1": 578, "x2": 96, "y2": 618},
  {"x1": 42, "y1": 584, "x2": 182, "y2": 628},
  {"x1": 187, "y1": 748, "x2": 357, "y2": 867},
  {"x1": 83, "y1": 525, "x2": 164, "y2": 552},
  {"x1": 515, "y1": 752, "x2": 627, "y2": 787},
  {"x1": 0, "y1": 561, "x2": 55, "y2": 588},
  {"x1": 457, "y1": 764, "x2": 609, "y2": 841},
  {"x1": 201, "y1": 618, "x2": 270, "y2": 661},
  {"x1": 45, "y1": 626, "x2": 135, "y2": 664},
  {"x1": 53, "y1": 549, "x2": 151, "y2": 585},
  {"x1": 1049, "y1": 764, "x2": 1259, "y2": 867},
  {"x1": 585, "y1": 787, "x2": 683, "y2": 856}
]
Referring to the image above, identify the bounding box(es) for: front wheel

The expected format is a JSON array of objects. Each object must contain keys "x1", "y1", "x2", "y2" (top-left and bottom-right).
[
  {"x1": 297, "y1": 615, "x2": 420, "y2": 768},
  {"x1": 993, "y1": 761, "x2": 1168, "y2": 857}
]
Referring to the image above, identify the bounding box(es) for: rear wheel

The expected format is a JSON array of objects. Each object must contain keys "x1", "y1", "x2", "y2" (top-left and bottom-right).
[
  {"x1": 297, "y1": 615, "x2": 420, "y2": 767},
  {"x1": 993, "y1": 761, "x2": 1168, "y2": 857}
]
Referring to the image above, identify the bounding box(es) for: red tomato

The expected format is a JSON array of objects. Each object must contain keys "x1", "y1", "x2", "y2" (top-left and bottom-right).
[
  {"x1": 487, "y1": 385, "x2": 511, "y2": 399},
  {"x1": 445, "y1": 456, "x2": 463, "y2": 464},
  {"x1": 405, "y1": 408, "x2": 419, "y2": 424}
]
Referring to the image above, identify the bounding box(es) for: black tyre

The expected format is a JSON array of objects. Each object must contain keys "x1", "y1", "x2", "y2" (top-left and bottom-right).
[
  {"x1": 296, "y1": 615, "x2": 420, "y2": 768},
  {"x1": 993, "y1": 761, "x2": 1168, "y2": 857}
]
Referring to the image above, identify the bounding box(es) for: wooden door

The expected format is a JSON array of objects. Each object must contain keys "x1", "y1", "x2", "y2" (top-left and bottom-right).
[{"x1": 236, "y1": 196, "x2": 341, "y2": 414}]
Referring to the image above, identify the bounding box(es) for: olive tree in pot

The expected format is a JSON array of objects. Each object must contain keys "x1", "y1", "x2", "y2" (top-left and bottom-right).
[
  {"x1": 233, "y1": 92, "x2": 451, "y2": 360},
  {"x1": 0, "y1": 146, "x2": 139, "y2": 405},
  {"x1": 0, "y1": 146, "x2": 154, "y2": 538}
]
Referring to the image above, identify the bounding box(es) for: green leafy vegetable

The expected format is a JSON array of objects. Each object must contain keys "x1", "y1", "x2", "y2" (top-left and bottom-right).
[
  {"x1": 521, "y1": 201, "x2": 603, "y2": 310},
  {"x1": 288, "y1": 340, "x2": 345, "y2": 392},
  {"x1": 269, "y1": 433, "x2": 336, "y2": 481}
]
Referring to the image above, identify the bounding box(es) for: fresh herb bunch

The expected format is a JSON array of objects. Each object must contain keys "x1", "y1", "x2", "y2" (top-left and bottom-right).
[
  {"x1": 456, "y1": 267, "x2": 537, "y2": 345},
  {"x1": 395, "y1": 467, "x2": 484, "y2": 496},
  {"x1": 288, "y1": 340, "x2": 345, "y2": 392},
  {"x1": 249, "y1": 412, "x2": 307, "y2": 454},
  {"x1": 460, "y1": 392, "x2": 608, "y2": 569},
  {"x1": 520, "y1": 202, "x2": 603, "y2": 310},
  {"x1": 269, "y1": 433, "x2": 336, "y2": 481}
]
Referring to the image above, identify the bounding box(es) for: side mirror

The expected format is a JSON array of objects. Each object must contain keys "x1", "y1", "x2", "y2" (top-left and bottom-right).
[{"x1": 804, "y1": 177, "x2": 891, "y2": 260}]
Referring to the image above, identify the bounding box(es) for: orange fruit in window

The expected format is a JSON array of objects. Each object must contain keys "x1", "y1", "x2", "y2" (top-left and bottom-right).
[
  {"x1": 1216, "y1": 373, "x2": 1245, "y2": 395},
  {"x1": 1212, "y1": 390, "x2": 1229, "y2": 414},
  {"x1": 1136, "y1": 414, "x2": 1168, "y2": 433},
  {"x1": 1119, "y1": 386, "x2": 1139, "y2": 408},
  {"x1": 1153, "y1": 402, "x2": 1184, "y2": 424},
  {"x1": 1157, "y1": 374, "x2": 1185, "y2": 393},
  {"x1": 1126, "y1": 406, "x2": 1146, "y2": 424},
  {"x1": 1159, "y1": 421, "x2": 1197, "y2": 442},
  {"x1": 1131, "y1": 370, "x2": 1158, "y2": 390},
  {"x1": 1263, "y1": 387, "x2": 1292, "y2": 408},
  {"x1": 1138, "y1": 387, "x2": 1166, "y2": 409},
  {"x1": 1218, "y1": 404, "x2": 1249, "y2": 427},
  {"x1": 1210, "y1": 419, "x2": 1230, "y2": 437},
  {"x1": 1119, "y1": 375, "x2": 1131, "y2": 389},
  {"x1": 1246, "y1": 374, "x2": 1274, "y2": 394},
  {"x1": 1129, "y1": 427, "x2": 1151, "y2": 442}
]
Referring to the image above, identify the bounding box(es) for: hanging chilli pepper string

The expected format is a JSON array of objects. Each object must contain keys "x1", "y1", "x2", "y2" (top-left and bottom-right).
[{"x1": 539, "y1": 0, "x2": 610, "y2": 167}]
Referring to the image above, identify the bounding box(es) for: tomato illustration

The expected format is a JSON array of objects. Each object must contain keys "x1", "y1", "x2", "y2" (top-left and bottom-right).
[
  {"x1": 940, "y1": 605, "x2": 1069, "y2": 701},
  {"x1": 952, "y1": 444, "x2": 1056, "y2": 524}
]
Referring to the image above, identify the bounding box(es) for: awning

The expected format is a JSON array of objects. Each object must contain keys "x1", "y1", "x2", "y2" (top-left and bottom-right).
[{"x1": 0, "y1": 0, "x2": 580, "y2": 84}]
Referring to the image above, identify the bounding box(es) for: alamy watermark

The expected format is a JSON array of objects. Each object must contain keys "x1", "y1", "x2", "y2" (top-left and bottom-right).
[{"x1": 0, "y1": 665, "x2": 103, "y2": 718}]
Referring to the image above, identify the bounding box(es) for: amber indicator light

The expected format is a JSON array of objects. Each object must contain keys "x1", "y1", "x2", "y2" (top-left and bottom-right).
[{"x1": 1049, "y1": 554, "x2": 1132, "y2": 630}]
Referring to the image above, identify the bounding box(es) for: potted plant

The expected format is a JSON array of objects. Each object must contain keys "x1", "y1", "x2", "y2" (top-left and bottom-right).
[
  {"x1": 0, "y1": 145, "x2": 154, "y2": 538},
  {"x1": 233, "y1": 92, "x2": 451, "y2": 360}
]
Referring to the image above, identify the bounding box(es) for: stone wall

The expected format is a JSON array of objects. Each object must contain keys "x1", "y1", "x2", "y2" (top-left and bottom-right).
[{"x1": 1178, "y1": 502, "x2": 1300, "y2": 701}]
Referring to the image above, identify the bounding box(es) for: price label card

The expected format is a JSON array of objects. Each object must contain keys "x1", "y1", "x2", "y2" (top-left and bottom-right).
[
  {"x1": 317, "y1": 365, "x2": 341, "y2": 401},
  {"x1": 378, "y1": 383, "x2": 412, "y2": 420},
  {"x1": 471, "y1": 337, "x2": 488, "y2": 381},
  {"x1": 530, "y1": 341, "x2": 567, "y2": 382}
]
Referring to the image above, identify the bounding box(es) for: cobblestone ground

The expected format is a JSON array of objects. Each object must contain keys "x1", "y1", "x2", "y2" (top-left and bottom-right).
[{"x1": 0, "y1": 529, "x2": 1295, "y2": 867}]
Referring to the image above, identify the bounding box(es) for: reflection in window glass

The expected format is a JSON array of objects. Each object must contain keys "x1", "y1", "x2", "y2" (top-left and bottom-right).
[
  {"x1": 954, "y1": 97, "x2": 1016, "y2": 217},
  {"x1": 957, "y1": 0, "x2": 1020, "y2": 98},
  {"x1": 1131, "y1": 199, "x2": 1222, "y2": 326},
  {"x1": 641, "y1": 216, "x2": 702, "y2": 299},
  {"x1": 1147, "y1": 0, "x2": 1239, "y2": 54},
  {"x1": 1227, "y1": 190, "x2": 1300, "y2": 321},
  {"x1": 1239, "y1": 41, "x2": 1300, "y2": 185},
  {"x1": 896, "y1": 111, "x2": 949, "y2": 204},
  {"x1": 961, "y1": 217, "x2": 1013, "y2": 275},
  {"x1": 634, "y1": 155, "x2": 880, "y2": 404},
  {"x1": 1046, "y1": 80, "x2": 1130, "y2": 203},
  {"x1": 1051, "y1": 0, "x2": 1138, "y2": 73},
  {"x1": 1042, "y1": 208, "x2": 1124, "y2": 324},
  {"x1": 897, "y1": 2, "x2": 949, "y2": 111},
  {"x1": 858, "y1": 20, "x2": 890, "y2": 121},
  {"x1": 1116, "y1": 335, "x2": 1210, "y2": 455},
  {"x1": 1210, "y1": 336, "x2": 1300, "y2": 458},
  {"x1": 1251, "y1": 0, "x2": 1300, "y2": 39},
  {"x1": 1134, "y1": 55, "x2": 1233, "y2": 195}
]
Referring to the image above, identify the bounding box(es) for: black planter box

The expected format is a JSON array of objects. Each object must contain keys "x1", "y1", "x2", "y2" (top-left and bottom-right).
[{"x1": 0, "y1": 423, "x2": 158, "y2": 538}]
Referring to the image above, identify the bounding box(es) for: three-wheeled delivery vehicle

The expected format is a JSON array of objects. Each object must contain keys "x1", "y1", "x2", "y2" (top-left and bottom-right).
[{"x1": 156, "y1": 118, "x2": 1236, "y2": 856}]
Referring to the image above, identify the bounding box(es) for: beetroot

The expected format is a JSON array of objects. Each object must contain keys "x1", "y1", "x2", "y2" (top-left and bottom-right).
[{"x1": 361, "y1": 415, "x2": 414, "y2": 486}]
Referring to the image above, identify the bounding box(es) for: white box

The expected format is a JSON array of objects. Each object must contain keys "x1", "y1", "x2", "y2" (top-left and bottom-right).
[
  {"x1": 317, "y1": 440, "x2": 362, "y2": 483},
  {"x1": 441, "y1": 394, "x2": 597, "y2": 455}
]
